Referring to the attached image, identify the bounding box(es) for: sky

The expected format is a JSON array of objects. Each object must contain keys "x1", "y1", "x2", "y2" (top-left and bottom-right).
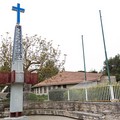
[{"x1": 0, "y1": 0, "x2": 120, "y2": 72}]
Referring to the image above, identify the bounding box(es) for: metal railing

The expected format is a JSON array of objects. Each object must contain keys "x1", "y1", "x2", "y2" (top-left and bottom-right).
[{"x1": 49, "y1": 84, "x2": 120, "y2": 102}]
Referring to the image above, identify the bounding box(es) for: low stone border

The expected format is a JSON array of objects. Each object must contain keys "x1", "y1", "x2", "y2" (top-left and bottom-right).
[{"x1": 24, "y1": 109, "x2": 104, "y2": 120}]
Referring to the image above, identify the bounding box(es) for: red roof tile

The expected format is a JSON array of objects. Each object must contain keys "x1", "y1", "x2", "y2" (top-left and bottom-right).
[{"x1": 34, "y1": 71, "x2": 102, "y2": 87}]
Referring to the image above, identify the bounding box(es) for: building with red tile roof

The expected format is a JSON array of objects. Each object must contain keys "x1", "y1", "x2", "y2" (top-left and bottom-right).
[{"x1": 32, "y1": 71, "x2": 102, "y2": 95}]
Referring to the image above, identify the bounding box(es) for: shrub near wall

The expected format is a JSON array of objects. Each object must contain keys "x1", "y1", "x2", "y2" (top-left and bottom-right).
[
  {"x1": 49, "y1": 89, "x2": 68, "y2": 101},
  {"x1": 24, "y1": 93, "x2": 48, "y2": 102},
  {"x1": 69, "y1": 89, "x2": 86, "y2": 101}
]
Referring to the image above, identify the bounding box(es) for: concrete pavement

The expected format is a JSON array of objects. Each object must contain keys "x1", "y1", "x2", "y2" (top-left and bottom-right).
[{"x1": 0, "y1": 115, "x2": 76, "y2": 120}]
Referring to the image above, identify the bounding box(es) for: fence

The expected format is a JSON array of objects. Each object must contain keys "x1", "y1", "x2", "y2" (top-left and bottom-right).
[{"x1": 49, "y1": 84, "x2": 120, "y2": 101}]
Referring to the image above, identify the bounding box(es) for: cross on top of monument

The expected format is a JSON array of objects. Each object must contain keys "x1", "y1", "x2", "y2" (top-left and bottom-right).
[{"x1": 12, "y1": 3, "x2": 25, "y2": 24}]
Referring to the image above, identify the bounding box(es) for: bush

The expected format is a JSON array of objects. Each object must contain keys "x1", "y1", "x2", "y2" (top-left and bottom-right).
[
  {"x1": 37, "y1": 94, "x2": 48, "y2": 101},
  {"x1": 25, "y1": 93, "x2": 48, "y2": 102},
  {"x1": 69, "y1": 89, "x2": 86, "y2": 101},
  {"x1": 49, "y1": 89, "x2": 68, "y2": 101}
]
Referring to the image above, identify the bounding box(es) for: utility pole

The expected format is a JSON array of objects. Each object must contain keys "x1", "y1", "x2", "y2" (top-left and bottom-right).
[
  {"x1": 81, "y1": 35, "x2": 87, "y2": 81},
  {"x1": 99, "y1": 10, "x2": 111, "y2": 84}
]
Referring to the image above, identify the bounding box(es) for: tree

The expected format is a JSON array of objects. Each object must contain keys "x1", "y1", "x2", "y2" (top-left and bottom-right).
[
  {"x1": 0, "y1": 33, "x2": 66, "y2": 82},
  {"x1": 0, "y1": 32, "x2": 12, "y2": 72},
  {"x1": 103, "y1": 54, "x2": 120, "y2": 82},
  {"x1": 38, "y1": 60, "x2": 59, "y2": 81}
]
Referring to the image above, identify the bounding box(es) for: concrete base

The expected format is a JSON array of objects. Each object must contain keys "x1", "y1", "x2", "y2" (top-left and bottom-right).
[{"x1": 4, "y1": 116, "x2": 28, "y2": 120}]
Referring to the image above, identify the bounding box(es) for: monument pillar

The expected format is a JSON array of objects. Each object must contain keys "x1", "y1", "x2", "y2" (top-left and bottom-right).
[
  {"x1": 10, "y1": 25, "x2": 24, "y2": 117},
  {"x1": 4, "y1": 3, "x2": 26, "y2": 120},
  {"x1": 0, "y1": 3, "x2": 38, "y2": 119}
]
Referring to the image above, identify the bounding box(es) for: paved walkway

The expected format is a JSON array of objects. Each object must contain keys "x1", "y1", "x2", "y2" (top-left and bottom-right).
[
  {"x1": 28, "y1": 115, "x2": 76, "y2": 120},
  {"x1": 0, "y1": 115, "x2": 76, "y2": 120}
]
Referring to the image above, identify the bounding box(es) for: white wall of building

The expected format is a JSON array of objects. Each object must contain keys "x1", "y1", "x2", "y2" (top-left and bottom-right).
[{"x1": 33, "y1": 84, "x2": 74, "y2": 95}]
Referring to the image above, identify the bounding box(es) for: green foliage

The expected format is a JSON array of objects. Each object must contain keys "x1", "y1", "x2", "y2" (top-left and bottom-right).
[
  {"x1": 38, "y1": 60, "x2": 59, "y2": 81},
  {"x1": 0, "y1": 62, "x2": 11, "y2": 72},
  {"x1": 69, "y1": 89, "x2": 86, "y2": 101},
  {"x1": 25, "y1": 93, "x2": 48, "y2": 102},
  {"x1": 37, "y1": 94, "x2": 48, "y2": 101},
  {"x1": 0, "y1": 33, "x2": 12, "y2": 72},
  {"x1": 27, "y1": 93, "x2": 38, "y2": 101},
  {"x1": 103, "y1": 54, "x2": 120, "y2": 81},
  {"x1": 49, "y1": 89, "x2": 67, "y2": 101}
]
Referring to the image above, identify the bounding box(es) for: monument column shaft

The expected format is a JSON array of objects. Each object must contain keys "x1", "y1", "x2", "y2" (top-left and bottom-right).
[
  {"x1": 10, "y1": 84, "x2": 23, "y2": 113},
  {"x1": 10, "y1": 25, "x2": 24, "y2": 117}
]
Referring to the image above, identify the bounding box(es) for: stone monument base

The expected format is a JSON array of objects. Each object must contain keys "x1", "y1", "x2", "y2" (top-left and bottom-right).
[{"x1": 4, "y1": 116, "x2": 28, "y2": 120}]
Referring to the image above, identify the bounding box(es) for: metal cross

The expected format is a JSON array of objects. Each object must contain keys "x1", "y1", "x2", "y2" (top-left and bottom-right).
[{"x1": 12, "y1": 3, "x2": 25, "y2": 24}]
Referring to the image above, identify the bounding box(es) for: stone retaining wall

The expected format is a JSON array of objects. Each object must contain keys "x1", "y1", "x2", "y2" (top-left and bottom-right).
[
  {"x1": 0, "y1": 101, "x2": 120, "y2": 120},
  {"x1": 23, "y1": 101, "x2": 120, "y2": 120}
]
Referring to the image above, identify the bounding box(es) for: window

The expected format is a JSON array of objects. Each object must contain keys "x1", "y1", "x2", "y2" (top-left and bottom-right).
[
  {"x1": 53, "y1": 86, "x2": 56, "y2": 89},
  {"x1": 40, "y1": 87, "x2": 42, "y2": 93},
  {"x1": 63, "y1": 85, "x2": 67, "y2": 88},
  {"x1": 48, "y1": 86, "x2": 51, "y2": 90},
  {"x1": 44, "y1": 87, "x2": 47, "y2": 93},
  {"x1": 57, "y1": 85, "x2": 61, "y2": 89},
  {"x1": 37, "y1": 88, "x2": 39, "y2": 93}
]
